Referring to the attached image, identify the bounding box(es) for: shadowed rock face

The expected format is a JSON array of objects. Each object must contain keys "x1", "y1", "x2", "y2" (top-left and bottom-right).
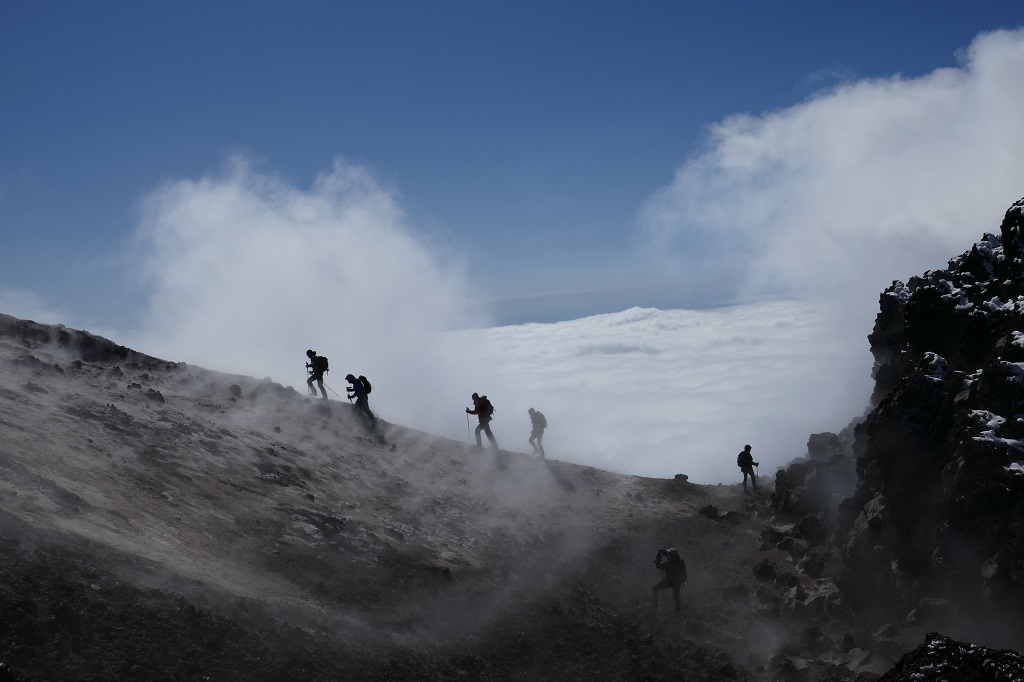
[
  {"x1": 835, "y1": 197, "x2": 1024, "y2": 644},
  {"x1": 0, "y1": 313, "x2": 166, "y2": 367}
]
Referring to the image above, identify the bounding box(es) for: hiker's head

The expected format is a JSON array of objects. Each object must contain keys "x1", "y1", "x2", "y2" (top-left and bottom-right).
[
  {"x1": 665, "y1": 548, "x2": 679, "y2": 558},
  {"x1": 528, "y1": 408, "x2": 535, "y2": 415},
  {"x1": 345, "y1": 374, "x2": 355, "y2": 382},
  {"x1": 472, "y1": 392, "x2": 479, "y2": 400},
  {"x1": 744, "y1": 444, "x2": 752, "y2": 452},
  {"x1": 306, "y1": 349, "x2": 315, "y2": 358}
]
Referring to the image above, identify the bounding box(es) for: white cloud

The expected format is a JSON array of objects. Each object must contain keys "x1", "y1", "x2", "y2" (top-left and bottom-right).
[
  {"x1": 127, "y1": 157, "x2": 481, "y2": 431},
  {"x1": 641, "y1": 28, "x2": 1024, "y2": 331},
  {"x1": 604, "y1": 29, "x2": 1024, "y2": 482},
  {"x1": 445, "y1": 302, "x2": 870, "y2": 484}
]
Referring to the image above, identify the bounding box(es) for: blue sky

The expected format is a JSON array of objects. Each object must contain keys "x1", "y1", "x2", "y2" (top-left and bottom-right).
[{"x1": 3, "y1": 2, "x2": 1022, "y2": 327}]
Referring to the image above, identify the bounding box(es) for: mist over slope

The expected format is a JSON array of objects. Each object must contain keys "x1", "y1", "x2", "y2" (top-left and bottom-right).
[
  {"x1": 0, "y1": 312, "x2": 804, "y2": 680},
  {"x1": 3, "y1": 186, "x2": 1024, "y2": 682}
]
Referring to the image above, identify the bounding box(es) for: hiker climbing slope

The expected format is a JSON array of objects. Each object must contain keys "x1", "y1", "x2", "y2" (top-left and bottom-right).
[
  {"x1": 305, "y1": 349, "x2": 329, "y2": 400},
  {"x1": 466, "y1": 392, "x2": 498, "y2": 449},
  {"x1": 737, "y1": 444, "x2": 759, "y2": 491},
  {"x1": 345, "y1": 373, "x2": 376, "y2": 425},
  {"x1": 527, "y1": 407, "x2": 546, "y2": 457},
  {"x1": 651, "y1": 547, "x2": 687, "y2": 616}
]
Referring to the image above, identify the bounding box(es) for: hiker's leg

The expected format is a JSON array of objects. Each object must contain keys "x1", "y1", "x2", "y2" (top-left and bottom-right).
[
  {"x1": 484, "y1": 423, "x2": 497, "y2": 448},
  {"x1": 529, "y1": 433, "x2": 537, "y2": 453},
  {"x1": 307, "y1": 375, "x2": 316, "y2": 395},
  {"x1": 474, "y1": 423, "x2": 484, "y2": 447},
  {"x1": 651, "y1": 579, "x2": 670, "y2": 608},
  {"x1": 672, "y1": 584, "x2": 681, "y2": 613},
  {"x1": 358, "y1": 397, "x2": 375, "y2": 422},
  {"x1": 317, "y1": 379, "x2": 327, "y2": 399},
  {"x1": 537, "y1": 432, "x2": 545, "y2": 457}
]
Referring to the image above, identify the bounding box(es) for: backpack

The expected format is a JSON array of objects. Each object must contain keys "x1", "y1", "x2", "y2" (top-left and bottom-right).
[
  {"x1": 479, "y1": 396, "x2": 494, "y2": 417},
  {"x1": 536, "y1": 411, "x2": 547, "y2": 429},
  {"x1": 313, "y1": 355, "x2": 329, "y2": 373},
  {"x1": 737, "y1": 453, "x2": 743, "y2": 467},
  {"x1": 359, "y1": 375, "x2": 372, "y2": 394}
]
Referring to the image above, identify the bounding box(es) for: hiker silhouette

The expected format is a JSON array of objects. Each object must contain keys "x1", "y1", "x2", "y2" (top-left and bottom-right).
[
  {"x1": 527, "y1": 407, "x2": 546, "y2": 457},
  {"x1": 651, "y1": 548, "x2": 687, "y2": 615},
  {"x1": 466, "y1": 393, "x2": 498, "y2": 449},
  {"x1": 305, "y1": 350, "x2": 328, "y2": 400},
  {"x1": 737, "y1": 444, "x2": 759, "y2": 490},
  {"x1": 345, "y1": 373, "x2": 376, "y2": 425}
]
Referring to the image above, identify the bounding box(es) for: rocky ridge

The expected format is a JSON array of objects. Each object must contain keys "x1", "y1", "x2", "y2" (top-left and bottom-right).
[{"x1": 769, "y1": 198, "x2": 1024, "y2": 657}]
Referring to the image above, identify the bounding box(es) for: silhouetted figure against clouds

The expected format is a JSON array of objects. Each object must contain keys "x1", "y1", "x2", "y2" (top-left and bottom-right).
[
  {"x1": 737, "y1": 444, "x2": 759, "y2": 491},
  {"x1": 305, "y1": 350, "x2": 329, "y2": 400},
  {"x1": 466, "y1": 392, "x2": 498, "y2": 449},
  {"x1": 651, "y1": 548, "x2": 687, "y2": 615},
  {"x1": 528, "y1": 407, "x2": 546, "y2": 457},
  {"x1": 345, "y1": 373, "x2": 376, "y2": 425}
]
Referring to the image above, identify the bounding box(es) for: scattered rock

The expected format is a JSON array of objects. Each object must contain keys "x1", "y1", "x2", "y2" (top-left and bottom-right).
[
  {"x1": 699, "y1": 505, "x2": 720, "y2": 519},
  {"x1": 753, "y1": 559, "x2": 777, "y2": 581}
]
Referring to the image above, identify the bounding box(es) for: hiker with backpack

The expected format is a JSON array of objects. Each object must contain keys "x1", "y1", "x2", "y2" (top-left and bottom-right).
[
  {"x1": 651, "y1": 547, "x2": 687, "y2": 616},
  {"x1": 737, "y1": 444, "x2": 759, "y2": 491},
  {"x1": 345, "y1": 374, "x2": 376, "y2": 425},
  {"x1": 466, "y1": 393, "x2": 498, "y2": 449},
  {"x1": 527, "y1": 407, "x2": 547, "y2": 457},
  {"x1": 305, "y1": 349, "x2": 329, "y2": 400}
]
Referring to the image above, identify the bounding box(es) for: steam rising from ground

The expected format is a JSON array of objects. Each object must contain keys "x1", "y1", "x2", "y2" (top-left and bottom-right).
[{"x1": 127, "y1": 158, "x2": 479, "y2": 432}]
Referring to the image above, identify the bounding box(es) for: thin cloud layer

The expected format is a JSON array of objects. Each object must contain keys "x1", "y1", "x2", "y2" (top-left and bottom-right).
[
  {"x1": 446, "y1": 302, "x2": 869, "y2": 484},
  {"x1": 641, "y1": 28, "x2": 1024, "y2": 329},
  {"x1": 127, "y1": 158, "x2": 479, "y2": 430}
]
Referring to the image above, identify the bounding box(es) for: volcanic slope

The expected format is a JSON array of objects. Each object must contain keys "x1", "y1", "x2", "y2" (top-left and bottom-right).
[{"x1": 0, "y1": 313, "x2": 836, "y2": 680}]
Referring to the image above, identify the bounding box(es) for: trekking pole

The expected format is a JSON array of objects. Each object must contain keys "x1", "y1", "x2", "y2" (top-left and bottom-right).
[
  {"x1": 466, "y1": 412, "x2": 471, "y2": 440},
  {"x1": 324, "y1": 384, "x2": 343, "y2": 399}
]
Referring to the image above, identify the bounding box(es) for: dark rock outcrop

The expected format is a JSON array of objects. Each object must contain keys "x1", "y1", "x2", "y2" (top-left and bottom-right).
[
  {"x1": 879, "y1": 632, "x2": 1024, "y2": 682},
  {"x1": 0, "y1": 313, "x2": 171, "y2": 369},
  {"x1": 836, "y1": 197, "x2": 1024, "y2": 645}
]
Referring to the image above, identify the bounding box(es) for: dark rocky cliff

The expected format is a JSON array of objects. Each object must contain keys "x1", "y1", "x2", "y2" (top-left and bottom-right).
[
  {"x1": 776, "y1": 197, "x2": 1024, "y2": 648},
  {"x1": 839, "y1": 197, "x2": 1024, "y2": 644}
]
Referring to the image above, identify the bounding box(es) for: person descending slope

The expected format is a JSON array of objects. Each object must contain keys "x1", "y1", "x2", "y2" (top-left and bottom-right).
[
  {"x1": 305, "y1": 349, "x2": 329, "y2": 400},
  {"x1": 737, "y1": 444, "x2": 759, "y2": 491},
  {"x1": 466, "y1": 392, "x2": 498, "y2": 449},
  {"x1": 527, "y1": 407, "x2": 547, "y2": 457},
  {"x1": 345, "y1": 373, "x2": 376, "y2": 425}
]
